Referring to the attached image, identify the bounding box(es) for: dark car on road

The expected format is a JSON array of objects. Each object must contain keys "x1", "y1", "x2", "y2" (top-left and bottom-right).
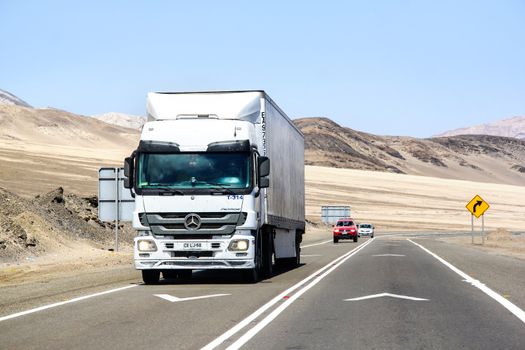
[{"x1": 332, "y1": 218, "x2": 358, "y2": 243}]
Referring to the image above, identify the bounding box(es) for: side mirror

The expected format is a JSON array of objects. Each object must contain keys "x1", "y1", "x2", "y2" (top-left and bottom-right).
[
  {"x1": 258, "y1": 157, "x2": 270, "y2": 178},
  {"x1": 123, "y1": 156, "x2": 134, "y2": 189},
  {"x1": 259, "y1": 177, "x2": 270, "y2": 188}
]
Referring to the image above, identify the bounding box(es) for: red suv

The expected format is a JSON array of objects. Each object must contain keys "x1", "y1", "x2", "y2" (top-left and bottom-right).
[{"x1": 333, "y1": 218, "x2": 358, "y2": 243}]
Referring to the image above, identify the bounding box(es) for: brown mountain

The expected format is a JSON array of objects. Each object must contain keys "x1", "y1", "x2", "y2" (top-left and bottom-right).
[
  {"x1": 0, "y1": 104, "x2": 140, "y2": 197},
  {"x1": 295, "y1": 117, "x2": 525, "y2": 185},
  {"x1": 92, "y1": 112, "x2": 146, "y2": 130},
  {"x1": 435, "y1": 116, "x2": 525, "y2": 140}
]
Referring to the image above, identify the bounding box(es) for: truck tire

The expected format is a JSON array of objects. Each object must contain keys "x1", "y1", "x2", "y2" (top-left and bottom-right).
[
  {"x1": 244, "y1": 230, "x2": 262, "y2": 283},
  {"x1": 142, "y1": 270, "x2": 160, "y2": 284},
  {"x1": 260, "y1": 228, "x2": 273, "y2": 279}
]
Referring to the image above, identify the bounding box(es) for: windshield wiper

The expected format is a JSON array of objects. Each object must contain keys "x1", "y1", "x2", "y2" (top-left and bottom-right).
[
  {"x1": 195, "y1": 181, "x2": 237, "y2": 195},
  {"x1": 144, "y1": 187, "x2": 184, "y2": 195}
]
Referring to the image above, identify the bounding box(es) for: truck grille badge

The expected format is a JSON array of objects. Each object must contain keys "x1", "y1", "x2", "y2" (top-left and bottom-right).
[{"x1": 184, "y1": 213, "x2": 202, "y2": 230}]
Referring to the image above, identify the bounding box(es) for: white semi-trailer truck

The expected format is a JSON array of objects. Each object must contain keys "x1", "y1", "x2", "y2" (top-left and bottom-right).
[{"x1": 123, "y1": 91, "x2": 305, "y2": 284}]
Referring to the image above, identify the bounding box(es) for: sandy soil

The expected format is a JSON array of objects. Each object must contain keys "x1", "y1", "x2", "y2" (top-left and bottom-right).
[
  {"x1": 0, "y1": 243, "x2": 133, "y2": 286},
  {"x1": 0, "y1": 143, "x2": 130, "y2": 198},
  {"x1": 435, "y1": 229, "x2": 525, "y2": 260},
  {"x1": 306, "y1": 165, "x2": 525, "y2": 232}
]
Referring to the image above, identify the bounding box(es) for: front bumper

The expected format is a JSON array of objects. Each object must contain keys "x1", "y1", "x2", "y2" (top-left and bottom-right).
[
  {"x1": 135, "y1": 259, "x2": 255, "y2": 270},
  {"x1": 134, "y1": 235, "x2": 255, "y2": 270},
  {"x1": 333, "y1": 232, "x2": 357, "y2": 239}
]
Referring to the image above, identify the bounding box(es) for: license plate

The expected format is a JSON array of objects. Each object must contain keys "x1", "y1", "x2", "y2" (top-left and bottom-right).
[
  {"x1": 178, "y1": 242, "x2": 208, "y2": 250},
  {"x1": 343, "y1": 231, "x2": 348, "y2": 235}
]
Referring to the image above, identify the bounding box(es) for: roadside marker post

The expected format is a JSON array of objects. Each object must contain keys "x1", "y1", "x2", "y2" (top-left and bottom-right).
[{"x1": 466, "y1": 194, "x2": 490, "y2": 245}]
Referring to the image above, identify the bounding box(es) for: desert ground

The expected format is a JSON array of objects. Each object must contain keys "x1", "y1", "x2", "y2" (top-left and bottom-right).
[{"x1": 306, "y1": 165, "x2": 525, "y2": 232}]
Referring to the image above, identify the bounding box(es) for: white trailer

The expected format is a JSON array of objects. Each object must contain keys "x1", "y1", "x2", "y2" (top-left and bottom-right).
[{"x1": 123, "y1": 91, "x2": 305, "y2": 283}]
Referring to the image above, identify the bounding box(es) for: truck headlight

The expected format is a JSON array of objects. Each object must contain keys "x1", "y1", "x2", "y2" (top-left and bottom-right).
[
  {"x1": 228, "y1": 239, "x2": 249, "y2": 251},
  {"x1": 137, "y1": 240, "x2": 157, "y2": 252}
]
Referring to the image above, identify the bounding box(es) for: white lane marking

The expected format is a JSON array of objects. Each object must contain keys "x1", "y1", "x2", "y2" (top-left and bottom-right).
[
  {"x1": 154, "y1": 293, "x2": 230, "y2": 303},
  {"x1": 372, "y1": 254, "x2": 405, "y2": 257},
  {"x1": 408, "y1": 239, "x2": 525, "y2": 324},
  {"x1": 344, "y1": 292, "x2": 428, "y2": 301},
  {"x1": 301, "y1": 254, "x2": 322, "y2": 257},
  {"x1": 301, "y1": 239, "x2": 332, "y2": 248},
  {"x1": 223, "y1": 239, "x2": 375, "y2": 350},
  {"x1": 0, "y1": 284, "x2": 137, "y2": 322},
  {"x1": 202, "y1": 238, "x2": 374, "y2": 350}
]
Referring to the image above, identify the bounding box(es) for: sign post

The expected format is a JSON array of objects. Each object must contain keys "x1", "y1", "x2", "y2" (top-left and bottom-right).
[
  {"x1": 98, "y1": 167, "x2": 134, "y2": 251},
  {"x1": 465, "y1": 194, "x2": 490, "y2": 245},
  {"x1": 471, "y1": 214, "x2": 474, "y2": 244}
]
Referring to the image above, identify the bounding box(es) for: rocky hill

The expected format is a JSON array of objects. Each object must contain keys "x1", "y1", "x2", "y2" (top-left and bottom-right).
[
  {"x1": 295, "y1": 117, "x2": 525, "y2": 185},
  {"x1": 0, "y1": 89, "x2": 32, "y2": 108},
  {"x1": 0, "y1": 186, "x2": 134, "y2": 263},
  {"x1": 435, "y1": 116, "x2": 525, "y2": 140},
  {"x1": 92, "y1": 112, "x2": 146, "y2": 130}
]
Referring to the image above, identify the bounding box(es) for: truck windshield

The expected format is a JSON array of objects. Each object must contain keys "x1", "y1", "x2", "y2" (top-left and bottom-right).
[{"x1": 137, "y1": 152, "x2": 251, "y2": 191}]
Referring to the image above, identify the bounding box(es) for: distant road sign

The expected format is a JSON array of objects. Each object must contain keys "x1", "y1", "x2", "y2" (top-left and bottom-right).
[
  {"x1": 466, "y1": 194, "x2": 490, "y2": 218},
  {"x1": 321, "y1": 206, "x2": 351, "y2": 224},
  {"x1": 99, "y1": 167, "x2": 134, "y2": 222}
]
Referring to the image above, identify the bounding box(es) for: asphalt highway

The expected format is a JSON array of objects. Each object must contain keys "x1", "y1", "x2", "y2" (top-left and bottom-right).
[{"x1": 1, "y1": 235, "x2": 524, "y2": 350}]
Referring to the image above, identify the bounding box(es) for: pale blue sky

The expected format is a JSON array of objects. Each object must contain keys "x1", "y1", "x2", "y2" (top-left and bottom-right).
[{"x1": 1, "y1": 0, "x2": 524, "y2": 137}]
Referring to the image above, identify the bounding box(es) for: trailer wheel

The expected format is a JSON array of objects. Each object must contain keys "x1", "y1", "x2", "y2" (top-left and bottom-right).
[{"x1": 142, "y1": 270, "x2": 160, "y2": 284}]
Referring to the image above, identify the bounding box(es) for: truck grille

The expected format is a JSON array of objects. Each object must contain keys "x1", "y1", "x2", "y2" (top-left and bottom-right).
[{"x1": 145, "y1": 212, "x2": 246, "y2": 237}]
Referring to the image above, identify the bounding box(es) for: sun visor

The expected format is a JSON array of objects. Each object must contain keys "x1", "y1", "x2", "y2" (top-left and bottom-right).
[
  {"x1": 137, "y1": 140, "x2": 180, "y2": 153},
  {"x1": 206, "y1": 140, "x2": 250, "y2": 152}
]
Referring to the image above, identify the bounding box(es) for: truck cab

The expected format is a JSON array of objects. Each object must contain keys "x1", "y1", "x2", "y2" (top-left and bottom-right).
[{"x1": 123, "y1": 91, "x2": 305, "y2": 284}]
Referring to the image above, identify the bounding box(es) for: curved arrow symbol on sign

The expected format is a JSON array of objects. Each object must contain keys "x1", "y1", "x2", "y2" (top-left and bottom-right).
[{"x1": 473, "y1": 200, "x2": 483, "y2": 213}]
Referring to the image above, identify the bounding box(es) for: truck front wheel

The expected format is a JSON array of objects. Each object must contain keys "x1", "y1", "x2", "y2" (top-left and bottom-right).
[
  {"x1": 260, "y1": 228, "x2": 273, "y2": 279},
  {"x1": 244, "y1": 230, "x2": 262, "y2": 283},
  {"x1": 142, "y1": 270, "x2": 160, "y2": 284}
]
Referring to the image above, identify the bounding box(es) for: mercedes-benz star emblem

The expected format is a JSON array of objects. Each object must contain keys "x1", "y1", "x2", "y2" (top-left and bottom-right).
[{"x1": 184, "y1": 213, "x2": 202, "y2": 231}]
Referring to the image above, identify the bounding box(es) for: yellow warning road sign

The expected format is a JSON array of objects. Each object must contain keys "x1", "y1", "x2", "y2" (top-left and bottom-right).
[{"x1": 466, "y1": 195, "x2": 490, "y2": 218}]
